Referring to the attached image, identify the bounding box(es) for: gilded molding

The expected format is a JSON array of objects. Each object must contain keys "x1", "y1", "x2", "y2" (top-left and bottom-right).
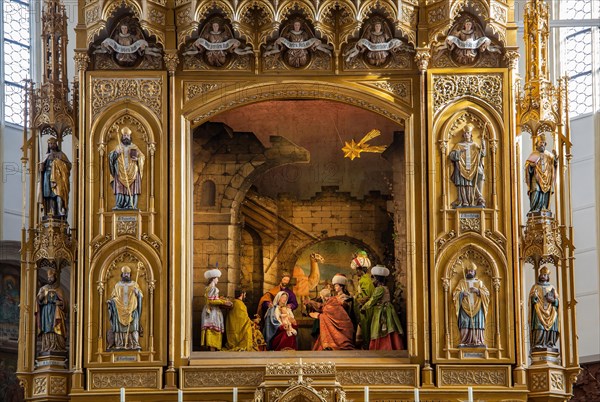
[
  {"x1": 367, "y1": 80, "x2": 412, "y2": 107},
  {"x1": 183, "y1": 369, "x2": 264, "y2": 388},
  {"x1": 191, "y1": 87, "x2": 406, "y2": 126},
  {"x1": 74, "y1": 51, "x2": 91, "y2": 72},
  {"x1": 91, "y1": 77, "x2": 163, "y2": 120},
  {"x1": 438, "y1": 366, "x2": 509, "y2": 387},
  {"x1": 184, "y1": 82, "x2": 225, "y2": 102},
  {"x1": 33, "y1": 377, "x2": 47, "y2": 396},
  {"x1": 531, "y1": 372, "x2": 548, "y2": 391},
  {"x1": 432, "y1": 74, "x2": 503, "y2": 115},
  {"x1": 266, "y1": 362, "x2": 336, "y2": 376},
  {"x1": 49, "y1": 376, "x2": 67, "y2": 395},
  {"x1": 460, "y1": 216, "x2": 481, "y2": 232},
  {"x1": 90, "y1": 370, "x2": 159, "y2": 389},
  {"x1": 336, "y1": 369, "x2": 416, "y2": 386}
]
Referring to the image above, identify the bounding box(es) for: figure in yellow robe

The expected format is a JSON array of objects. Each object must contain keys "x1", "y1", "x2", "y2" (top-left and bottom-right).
[{"x1": 225, "y1": 290, "x2": 265, "y2": 351}]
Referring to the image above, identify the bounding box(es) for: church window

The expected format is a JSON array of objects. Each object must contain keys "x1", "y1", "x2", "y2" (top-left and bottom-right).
[
  {"x1": 556, "y1": 0, "x2": 600, "y2": 117},
  {"x1": 1, "y1": 0, "x2": 32, "y2": 127}
]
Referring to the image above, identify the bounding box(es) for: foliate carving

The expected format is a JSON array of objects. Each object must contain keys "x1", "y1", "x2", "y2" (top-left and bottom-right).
[
  {"x1": 183, "y1": 370, "x2": 263, "y2": 387},
  {"x1": 74, "y1": 52, "x2": 91, "y2": 72},
  {"x1": 492, "y1": 3, "x2": 508, "y2": 24},
  {"x1": 432, "y1": 74, "x2": 503, "y2": 115},
  {"x1": 92, "y1": 234, "x2": 111, "y2": 250},
  {"x1": 142, "y1": 233, "x2": 160, "y2": 249},
  {"x1": 522, "y1": 213, "x2": 562, "y2": 264},
  {"x1": 33, "y1": 220, "x2": 74, "y2": 262},
  {"x1": 440, "y1": 367, "x2": 508, "y2": 386},
  {"x1": 33, "y1": 377, "x2": 47, "y2": 395},
  {"x1": 91, "y1": 77, "x2": 162, "y2": 120},
  {"x1": 266, "y1": 362, "x2": 336, "y2": 376},
  {"x1": 91, "y1": 371, "x2": 158, "y2": 389},
  {"x1": 415, "y1": 48, "x2": 431, "y2": 72},
  {"x1": 449, "y1": 247, "x2": 492, "y2": 278},
  {"x1": 107, "y1": 114, "x2": 149, "y2": 143},
  {"x1": 148, "y1": 8, "x2": 166, "y2": 25},
  {"x1": 485, "y1": 230, "x2": 506, "y2": 249},
  {"x1": 428, "y1": 4, "x2": 447, "y2": 23},
  {"x1": 369, "y1": 81, "x2": 412, "y2": 105},
  {"x1": 49, "y1": 377, "x2": 67, "y2": 395},
  {"x1": 504, "y1": 51, "x2": 519, "y2": 70},
  {"x1": 337, "y1": 369, "x2": 415, "y2": 385},
  {"x1": 116, "y1": 218, "x2": 137, "y2": 236},
  {"x1": 184, "y1": 82, "x2": 224, "y2": 102},
  {"x1": 163, "y1": 51, "x2": 179, "y2": 75},
  {"x1": 531, "y1": 372, "x2": 548, "y2": 391},
  {"x1": 436, "y1": 230, "x2": 456, "y2": 251},
  {"x1": 460, "y1": 214, "x2": 481, "y2": 232},
  {"x1": 85, "y1": 6, "x2": 100, "y2": 24},
  {"x1": 551, "y1": 373, "x2": 565, "y2": 391}
]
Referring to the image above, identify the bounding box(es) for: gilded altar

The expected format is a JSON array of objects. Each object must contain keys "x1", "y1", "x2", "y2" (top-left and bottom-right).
[{"x1": 17, "y1": 0, "x2": 579, "y2": 400}]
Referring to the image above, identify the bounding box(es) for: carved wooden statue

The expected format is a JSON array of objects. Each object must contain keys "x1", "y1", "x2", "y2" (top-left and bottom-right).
[
  {"x1": 449, "y1": 124, "x2": 486, "y2": 208},
  {"x1": 525, "y1": 134, "x2": 558, "y2": 213},
  {"x1": 529, "y1": 266, "x2": 559, "y2": 349},
  {"x1": 36, "y1": 267, "x2": 67, "y2": 353},
  {"x1": 264, "y1": 18, "x2": 332, "y2": 68},
  {"x1": 38, "y1": 137, "x2": 71, "y2": 219},
  {"x1": 452, "y1": 260, "x2": 490, "y2": 347},
  {"x1": 344, "y1": 18, "x2": 410, "y2": 66},
  {"x1": 106, "y1": 265, "x2": 143, "y2": 350},
  {"x1": 108, "y1": 127, "x2": 145, "y2": 210}
]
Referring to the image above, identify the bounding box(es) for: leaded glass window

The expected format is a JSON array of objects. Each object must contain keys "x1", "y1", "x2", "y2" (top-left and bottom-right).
[
  {"x1": 1, "y1": 0, "x2": 32, "y2": 127},
  {"x1": 557, "y1": 0, "x2": 600, "y2": 117}
]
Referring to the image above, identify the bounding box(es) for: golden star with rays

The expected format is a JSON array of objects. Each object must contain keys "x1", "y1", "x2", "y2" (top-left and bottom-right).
[{"x1": 341, "y1": 129, "x2": 387, "y2": 160}]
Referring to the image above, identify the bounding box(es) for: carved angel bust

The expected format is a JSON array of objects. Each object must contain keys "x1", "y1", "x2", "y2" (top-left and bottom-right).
[
  {"x1": 438, "y1": 17, "x2": 501, "y2": 65},
  {"x1": 92, "y1": 17, "x2": 162, "y2": 69},
  {"x1": 264, "y1": 16, "x2": 332, "y2": 68},
  {"x1": 183, "y1": 17, "x2": 253, "y2": 68}
]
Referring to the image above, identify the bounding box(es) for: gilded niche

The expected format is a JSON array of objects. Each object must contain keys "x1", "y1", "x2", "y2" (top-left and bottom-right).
[
  {"x1": 91, "y1": 15, "x2": 163, "y2": 70},
  {"x1": 263, "y1": 15, "x2": 333, "y2": 71},
  {"x1": 182, "y1": 15, "x2": 253, "y2": 70},
  {"x1": 343, "y1": 15, "x2": 413, "y2": 70}
]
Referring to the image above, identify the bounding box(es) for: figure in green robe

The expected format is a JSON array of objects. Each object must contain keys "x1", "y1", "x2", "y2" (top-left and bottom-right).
[
  {"x1": 351, "y1": 250, "x2": 375, "y2": 348},
  {"x1": 361, "y1": 265, "x2": 404, "y2": 350}
]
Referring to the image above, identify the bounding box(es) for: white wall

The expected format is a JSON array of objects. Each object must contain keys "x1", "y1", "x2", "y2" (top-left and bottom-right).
[
  {"x1": 0, "y1": 124, "x2": 28, "y2": 240},
  {"x1": 571, "y1": 113, "x2": 600, "y2": 362}
]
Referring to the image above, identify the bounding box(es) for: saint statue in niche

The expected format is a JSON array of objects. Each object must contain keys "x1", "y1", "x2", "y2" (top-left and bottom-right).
[
  {"x1": 94, "y1": 19, "x2": 161, "y2": 67},
  {"x1": 107, "y1": 265, "x2": 143, "y2": 350},
  {"x1": 452, "y1": 260, "x2": 489, "y2": 347},
  {"x1": 449, "y1": 123, "x2": 486, "y2": 208},
  {"x1": 36, "y1": 267, "x2": 67, "y2": 354},
  {"x1": 108, "y1": 127, "x2": 145, "y2": 210},
  {"x1": 525, "y1": 134, "x2": 558, "y2": 213},
  {"x1": 438, "y1": 17, "x2": 501, "y2": 65},
  {"x1": 38, "y1": 136, "x2": 71, "y2": 219},
  {"x1": 344, "y1": 17, "x2": 411, "y2": 66},
  {"x1": 529, "y1": 266, "x2": 559, "y2": 350},
  {"x1": 264, "y1": 17, "x2": 333, "y2": 68},
  {"x1": 183, "y1": 18, "x2": 253, "y2": 67}
]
